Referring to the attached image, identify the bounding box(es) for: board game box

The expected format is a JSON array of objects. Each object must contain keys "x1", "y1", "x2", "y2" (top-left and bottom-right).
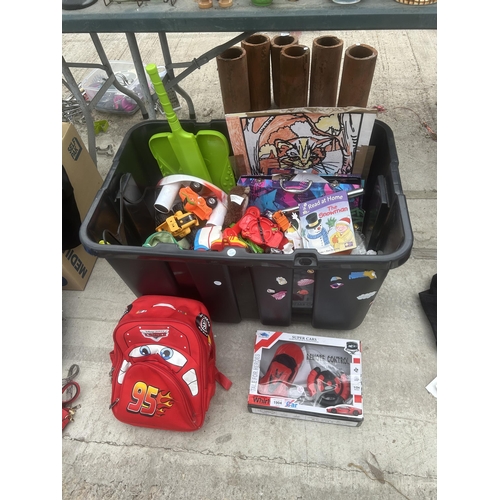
[{"x1": 248, "y1": 330, "x2": 363, "y2": 426}]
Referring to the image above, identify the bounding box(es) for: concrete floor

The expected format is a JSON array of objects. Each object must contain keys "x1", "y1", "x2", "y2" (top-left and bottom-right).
[{"x1": 62, "y1": 29, "x2": 437, "y2": 499}]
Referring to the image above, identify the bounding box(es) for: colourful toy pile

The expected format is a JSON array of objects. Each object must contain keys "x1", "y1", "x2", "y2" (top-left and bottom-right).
[{"x1": 143, "y1": 173, "x2": 367, "y2": 256}]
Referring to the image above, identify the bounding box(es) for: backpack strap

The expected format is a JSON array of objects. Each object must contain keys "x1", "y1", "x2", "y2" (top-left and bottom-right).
[{"x1": 215, "y1": 368, "x2": 232, "y2": 390}]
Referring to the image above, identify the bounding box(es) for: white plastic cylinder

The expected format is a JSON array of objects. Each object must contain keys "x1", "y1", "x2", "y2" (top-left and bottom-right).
[{"x1": 154, "y1": 183, "x2": 181, "y2": 213}]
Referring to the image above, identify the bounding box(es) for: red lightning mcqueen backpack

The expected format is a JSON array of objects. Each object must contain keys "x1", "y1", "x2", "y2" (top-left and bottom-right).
[{"x1": 109, "y1": 295, "x2": 232, "y2": 431}]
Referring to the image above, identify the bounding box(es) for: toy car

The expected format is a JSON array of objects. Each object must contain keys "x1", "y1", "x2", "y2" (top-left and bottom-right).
[
  {"x1": 179, "y1": 185, "x2": 218, "y2": 222},
  {"x1": 258, "y1": 343, "x2": 304, "y2": 397},
  {"x1": 271, "y1": 210, "x2": 291, "y2": 232},
  {"x1": 306, "y1": 366, "x2": 351, "y2": 407},
  {"x1": 156, "y1": 210, "x2": 199, "y2": 239},
  {"x1": 326, "y1": 405, "x2": 362, "y2": 416}
]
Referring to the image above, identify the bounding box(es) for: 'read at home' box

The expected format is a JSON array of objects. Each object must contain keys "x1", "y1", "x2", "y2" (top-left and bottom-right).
[{"x1": 248, "y1": 330, "x2": 363, "y2": 427}]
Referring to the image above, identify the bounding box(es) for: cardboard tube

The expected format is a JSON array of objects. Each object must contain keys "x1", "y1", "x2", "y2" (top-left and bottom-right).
[
  {"x1": 337, "y1": 44, "x2": 378, "y2": 108},
  {"x1": 270, "y1": 34, "x2": 299, "y2": 107},
  {"x1": 216, "y1": 47, "x2": 252, "y2": 114},
  {"x1": 309, "y1": 35, "x2": 344, "y2": 107},
  {"x1": 279, "y1": 45, "x2": 310, "y2": 109},
  {"x1": 241, "y1": 34, "x2": 271, "y2": 111}
]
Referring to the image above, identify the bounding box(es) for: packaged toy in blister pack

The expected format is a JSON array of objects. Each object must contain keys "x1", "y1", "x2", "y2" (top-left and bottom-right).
[
  {"x1": 248, "y1": 330, "x2": 363, "y2": 426},
  {"x1": 237, "y1": 174, "x2": 364, "y2": 213}
]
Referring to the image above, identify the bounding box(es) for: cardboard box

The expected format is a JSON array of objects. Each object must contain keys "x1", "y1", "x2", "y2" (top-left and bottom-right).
[
  {"x1": 248, "y1": 330, "x2": 363, "y2": 426},
  {"x1": 62, "y1": 122, "x2": 103, "y2": 290},
  {"x1": 62, "y1": 245, "x2": 99, "y2": 290}
]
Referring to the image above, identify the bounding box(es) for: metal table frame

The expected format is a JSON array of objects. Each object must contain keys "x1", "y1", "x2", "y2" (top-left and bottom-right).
[{"x1": 62, "y1": 0, "x2": 437, "y2": 164}]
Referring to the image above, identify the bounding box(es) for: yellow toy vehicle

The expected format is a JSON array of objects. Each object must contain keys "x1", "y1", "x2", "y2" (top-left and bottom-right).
[{"x1": 156, "y1": 210, "x2": 199, "y2": 239}]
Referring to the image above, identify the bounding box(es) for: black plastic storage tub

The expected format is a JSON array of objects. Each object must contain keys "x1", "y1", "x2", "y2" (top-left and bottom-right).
[{"x1": 80, "y1": 119, "x2": 413, "y2": 330}]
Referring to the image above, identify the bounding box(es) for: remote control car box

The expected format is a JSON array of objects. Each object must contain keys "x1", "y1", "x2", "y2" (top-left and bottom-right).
[{"x1": 248, "y1": 330, "x2": 363, "y2": 426}]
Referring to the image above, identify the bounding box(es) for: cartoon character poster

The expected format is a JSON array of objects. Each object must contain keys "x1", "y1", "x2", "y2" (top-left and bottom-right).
[{"x1": 225, "y1": 107, "x2": 376, "y2": 177}]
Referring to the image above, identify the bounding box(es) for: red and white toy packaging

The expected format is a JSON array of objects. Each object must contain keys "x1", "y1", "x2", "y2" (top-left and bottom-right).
[{"x1": 248, "y1": 330, "x2": 363, "y2": 426}]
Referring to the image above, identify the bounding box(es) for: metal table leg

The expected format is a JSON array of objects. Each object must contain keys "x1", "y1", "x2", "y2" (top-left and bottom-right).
[
  {"x1": 157, "y1": 31, "x2": 255, "y2": 91},
  {"x1": 152, "y1": 31, "x2": 255, "y2": 120},
  {"x1": 126, "y1": 32, "x2": 157, "y2": 119},
  {"x1": 158, "y1": 32, "x2": 196, "y2": 120},
  {"x1": 90, "y1": 33, "x2": 149, "y2": 119},
  {"x1": 62, "y1": 33, "x2": 150, "y2": 164},
  {"x1": 63, "y1": 31, "x2": 256, "y2": 164}
]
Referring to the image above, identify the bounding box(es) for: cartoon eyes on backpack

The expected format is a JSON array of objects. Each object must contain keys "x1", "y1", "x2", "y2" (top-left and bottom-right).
[
  {"x1": 129, "y1": 345, "x2": 187, "y2": 368},
  {"x1": 160, "y1": 347, "x2": 174, "y2": 361}
]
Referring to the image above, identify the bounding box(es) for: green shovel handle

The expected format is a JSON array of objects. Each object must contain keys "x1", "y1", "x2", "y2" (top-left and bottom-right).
[{"x1": 146, "y1": 63, "x2": 181, "y2": 132}]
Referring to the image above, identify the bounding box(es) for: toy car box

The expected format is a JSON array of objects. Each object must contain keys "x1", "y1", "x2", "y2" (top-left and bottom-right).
[
  {"x1": 248, "y1": 330, "x2": 363, "y2": 426},
  {"x1": 79, "y1": 119, "x2": 413, "y2": 329}
]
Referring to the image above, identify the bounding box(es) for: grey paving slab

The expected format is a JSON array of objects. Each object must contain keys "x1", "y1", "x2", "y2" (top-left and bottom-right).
[{"x1": 62, "y1": 29, "x2": 437, "y2": 500}]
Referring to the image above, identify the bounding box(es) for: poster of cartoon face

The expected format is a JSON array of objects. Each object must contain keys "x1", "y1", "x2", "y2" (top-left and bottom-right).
[{"x1": 226, "y1": 109, "x2": 376, "y2": 177}]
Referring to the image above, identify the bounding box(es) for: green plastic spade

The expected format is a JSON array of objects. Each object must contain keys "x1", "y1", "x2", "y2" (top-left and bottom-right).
[
  {"x1": 146, "y1": 64, "x2": 236, "y2": 193},
  {"x1": 195, "y1": 129, "x2": 236, "y2": 194}
]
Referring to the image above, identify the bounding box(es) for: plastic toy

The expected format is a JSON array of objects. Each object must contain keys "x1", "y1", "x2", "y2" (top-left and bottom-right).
[
  {"x1": 232, "y1": 206, "x2": 287, "y2": 250},
  {"x1": 272, "y1": 209, "x2": 291, "y2": 232},
  {"x1": 306, "y1": 366, "x2": 351, "y2": 407},
  {"x1": 258, "y1": 343, "x2": 304, "y2": 397},
  {"x1": 210, "y1": 227, "x2": 249, "y2": 252},
  {"x1": 284, "y1": 214, "x2": 303, "y2": 249},
  {"x1": 179, "y1": 185, "x2": 217, "y2": 221},
  {"x1": 198, "y1": 225, "x2": 263, "y2": 253},
  {"x1": 156, "y1": 210, "x2": 199, "y2": 239},
  {"x1": 147, "y1": 64, "x2": 236, "y2": 194},
  {"x1": 155, "y1": 174, "x2": 229, "y2": 226},
  {"x1": 193, "y1": 226, "x2": 223, "y2": 251},
  {"x1": 143, "y1": 231, "x2": 188, "y2": 250}
]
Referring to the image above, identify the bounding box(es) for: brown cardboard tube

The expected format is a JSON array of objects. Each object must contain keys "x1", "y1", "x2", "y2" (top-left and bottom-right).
[
  {"x1": 279, "y1": 45, "x2": 310, "y2": 109},
  {"x1": 309, "y1": 35, "x2": 344, "y2": 107},
  {"x1": 216, "y1": 47, "x2": 252, "y2": 114},
  {"x1": 270, "y1": 34, "x2": 299, "y2": 107},
  {"x1": 337, "y1": 44, "x2": 378, "y2": 108},
  {"x1": 241, "y1": 34, "x2": 271, "y2": 111}
]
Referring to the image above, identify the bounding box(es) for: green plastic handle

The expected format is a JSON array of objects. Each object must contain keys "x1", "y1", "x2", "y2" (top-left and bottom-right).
[
  {"x1": 146, "y1": 63, "x2": 181, "y2": 133},
  {"x1": 146, "y1": 63, "x2": 213, "y2": 183}
]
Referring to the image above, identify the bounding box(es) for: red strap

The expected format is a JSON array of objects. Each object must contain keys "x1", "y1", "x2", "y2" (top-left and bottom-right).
[
  {"x1": 215, "y1": 369, "x2": 232, "y2": 390},
  {"x1": 63, "y1": 381, "x2": 80, "y2": 407}
]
